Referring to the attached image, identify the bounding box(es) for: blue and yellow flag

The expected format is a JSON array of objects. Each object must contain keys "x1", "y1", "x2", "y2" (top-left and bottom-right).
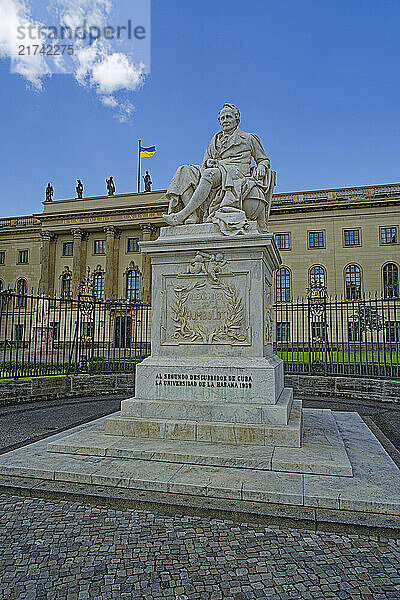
[{"x1": 139, "y1": 145, "x2": 156, "y2": 158}]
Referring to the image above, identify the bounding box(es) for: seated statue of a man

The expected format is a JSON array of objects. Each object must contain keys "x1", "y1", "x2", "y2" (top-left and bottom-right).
[{"x1": 163, "y1": 103, "x2": 275, "y2": 235}]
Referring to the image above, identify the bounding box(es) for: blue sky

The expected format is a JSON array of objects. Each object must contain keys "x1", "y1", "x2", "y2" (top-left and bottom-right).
[{"x1": 0, "y1": 0, "x2": 399, "y2": 218}]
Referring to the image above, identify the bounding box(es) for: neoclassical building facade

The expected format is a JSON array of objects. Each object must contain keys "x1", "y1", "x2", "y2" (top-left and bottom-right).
[{"x1": 0, "y1": 182, "x2": 399, "y2": 302}]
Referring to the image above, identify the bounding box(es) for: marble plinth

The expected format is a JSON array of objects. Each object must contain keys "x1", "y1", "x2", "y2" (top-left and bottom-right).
[{"x1": 0, "y1": 411, "x2": 399, "y2": 531}]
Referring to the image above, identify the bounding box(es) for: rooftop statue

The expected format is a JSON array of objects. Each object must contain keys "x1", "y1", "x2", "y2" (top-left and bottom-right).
[
  {"x1": 162, "y1": 103, "x2": 276, "y2": 235},
  {"x1": 45, "y1": 183, "x2": 54, "y2": 202},
  {"x1": 142, "y1": 170, "x2": 152, "y2": 192},
  {"x1": 106, "y1": 176, "x2": 116, "y2": 196},
  {"x1": 76, "y1": 179, "x2": 84, "y2": 199}
]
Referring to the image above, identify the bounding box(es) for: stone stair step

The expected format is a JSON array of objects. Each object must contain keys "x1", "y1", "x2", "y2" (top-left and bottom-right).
[
  {"x1": 120, "y1": 387, "x2": 293, "y2": 425},
  {"x1": 105, "y1": 400, "x2": 302, "y2": 448}
]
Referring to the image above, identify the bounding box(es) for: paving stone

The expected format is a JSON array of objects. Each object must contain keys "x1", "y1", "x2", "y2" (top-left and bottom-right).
[{"x1": 0, "y1": 493, "x2": 399, "y2": 599}]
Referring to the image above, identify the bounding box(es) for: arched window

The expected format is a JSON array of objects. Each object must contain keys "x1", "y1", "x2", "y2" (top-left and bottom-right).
[
  {"x1": 383, "y1": 263, "x2": 399, "y2": 298},
  {"x1": 93, "y1": 272, "x2": 104, "y2": 300},
  {"x1": 61, "y1": 273, "x2": 72, "y2": 299},
  {"x1": 16, "y1": 278, "x2": 27, "y2": 308},
  {"x1": 345, "y1": 265, "x2": 362, "y2": 300},
  {"x1": 126, "y1": 269, "x2": 140, "y2": 302},
  {"x1": 276, "y1": 267, "x2": 291, "y2": 302},
  {"x1": 309, "y1": 265, "x2": 326, "y2": 289}
]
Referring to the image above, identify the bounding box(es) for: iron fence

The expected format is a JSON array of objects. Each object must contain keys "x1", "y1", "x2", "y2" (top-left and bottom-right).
[
  {"x1": 0, "y1": 291, "x2": 151, "y2": 379},
  {"x1": 274, "y1": 294, "x2": 400, "y2": 378},
  {"x1": 0, "y1": 291, "x2": 399, "y2": 380}
]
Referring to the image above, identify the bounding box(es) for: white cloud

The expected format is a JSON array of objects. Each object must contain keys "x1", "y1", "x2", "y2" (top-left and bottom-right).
[
  {"x1": 0, "y1": 0, "x2": 146, "y2": 120},
  {"x1": 91, "y1": 53, "x2": 144, "y2": 95},
  {"x1": 100, "y1": 95, "x2": 135, "y2": 123},
  {"x1": 0, "y1": 0, "x2": 50, "y2": 90},
  {"x1": 100, "y1": 95, "x2": 117, "y2": 108}
]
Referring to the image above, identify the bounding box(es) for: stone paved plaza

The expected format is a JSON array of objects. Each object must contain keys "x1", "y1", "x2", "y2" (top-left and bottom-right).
[{"x1": 0, "y1": 493, "x2": 399, "y2": 600}]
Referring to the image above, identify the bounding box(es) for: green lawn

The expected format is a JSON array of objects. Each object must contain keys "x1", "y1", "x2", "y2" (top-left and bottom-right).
[{"x1": 277, "y1": 350, "x2": 399, "y2": 365}]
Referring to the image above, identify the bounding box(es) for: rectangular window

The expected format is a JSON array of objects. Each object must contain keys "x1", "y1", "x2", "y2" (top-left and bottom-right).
[
  {"x1": 308, "y1": 231, "x2": 325, "y2": 248},
  {"x1": 94, "y1": 240, "x2": 105, "y2": 254},
  {"x1": 15, "y1": 324, "x2": 24, "y2": 342},
  {"x1": 385, "y1": 321, "x2": 400, "y2": 343},
  {"x1": 344, "y1": 229, "x2": 360, "y2": 246},
  {"x1": 348, "y1": 322, "x2": 362, "y2": 343},
  {"x1": 18, "y1": 250, "x2": 29, "y2": 264},
  {"x1": 275, "y1": 233, "x2": 290, "y2": 250},
  {"x1": 82, "y1": 321, "x2": 94, "y2": 339},
  {"x1": 50, "y1": 321, "x2": 59, "y2": 341},
  {"x1": 0, "y1": 251, "x2": 4, "y2": 265},
  {"x1": 63, "y1": 242, "x2": 74, "y2": 256},
  {"x1": 276, "y1": 322, "x2": 290, "y2": 343},
  {"x1": 380, "y1": 227, "x2": 398, "y2": 245},
  {"x1": 127, "y1": 238, "x2": 140, "y2": 253},
  {"x1": 311, "y1": 322, "x2": 328, "y2": 341}
]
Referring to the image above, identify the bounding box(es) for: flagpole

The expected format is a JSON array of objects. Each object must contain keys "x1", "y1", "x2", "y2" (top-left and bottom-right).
[{"x1": 137, "y1": 139, "x2": 141, "y2": 193}]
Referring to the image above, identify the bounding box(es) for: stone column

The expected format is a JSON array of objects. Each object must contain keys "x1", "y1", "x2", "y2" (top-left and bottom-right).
[
  {"x1": 38, "y1": 231, "x2": 57, "y2": 296},
  {"x1": 104, "y1": 226, "x2": 121, "y2": 299},
  {"x1": 71, "y1": 228, "x2": 88, "y2": 297},
  {"x1": 140, "y1": 224, "x2": 156, "y2": 303}
]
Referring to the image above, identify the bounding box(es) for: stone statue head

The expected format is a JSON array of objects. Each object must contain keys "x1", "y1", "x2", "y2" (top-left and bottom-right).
[{"x1": 218, "y1": 103, "x2": 240, "y2": 132}]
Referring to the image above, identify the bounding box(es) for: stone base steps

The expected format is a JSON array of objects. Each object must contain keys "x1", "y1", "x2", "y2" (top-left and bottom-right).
[
  {"x1": 105, "y1": 400, "x2": 303, "y2": 447},
  {"x1": 120, "y1": 387, "x2": 293, "y2": 426},
  {"x1": 1, "y1": 411, "x2": 399, "y2": 530},
  {"x1": 47, "y1": 409, "x2": 352, "y2": 476}
]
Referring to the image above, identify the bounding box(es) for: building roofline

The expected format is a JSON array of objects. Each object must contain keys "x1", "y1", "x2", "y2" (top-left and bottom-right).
[{"x1": 1, "y1": 182, "x2": 399, "y2": 229}]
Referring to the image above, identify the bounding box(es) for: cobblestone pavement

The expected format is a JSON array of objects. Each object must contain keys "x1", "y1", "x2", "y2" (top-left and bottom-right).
[{"x1": 0, "y1": 494, "x2": 399, "y2": 600}]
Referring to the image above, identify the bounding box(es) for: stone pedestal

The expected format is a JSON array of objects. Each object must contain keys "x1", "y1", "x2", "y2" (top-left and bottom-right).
[
  {"x1": 1, "y1": 223, "x2": 398, "y2": 529},
  {"x1": 105, "y1": 222, "x2": 302, "y2": 448}
]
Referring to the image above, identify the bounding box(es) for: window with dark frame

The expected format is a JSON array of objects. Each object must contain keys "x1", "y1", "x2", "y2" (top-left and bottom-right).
[
  {"x1": 348, "y1": 321, "x2": 362, "y2": 343},
  {"x1": 380, "y1": 227, "x2": 397, "y2": 245},
  {"x1": 18, "y1": 249, "x2": 29, "y2": 264},
  {"x1": 276, "y1": 322, "x2": 290, "y2": 342},
  {"x1": 308, "y1": 231, "x2": 324, "y2": 248},
  {"x1": 311, "y1": 322, "x2": 328, "y2": 341},
  {"x1": 63, "y1": 242, "x2": 74, "y2": 256},
  {"x1": 50, "y1": 321, "x2": 59, "y2": 341},
  {"x1": 383, "y1": 263, "x2": 399, "y2": 298},
  {"x1": 276, "y1": 267, "x2": 291, "y2": 302},
  {"x1": 0, "y1": 251, "x2": 5, "y2": 265},
  {"x1": 15, "y1": 324, "x2": 24, "y2": 342},
  {"x1": 274, "y1": 234, "x2": 290, "y2": 250},
  {"x1": 385, "y1": 321, "x2": 400, "y2": 343},
  {"x1": 0, "y1": 280, "x2": 3, "y2": 292},
  {"x1": 61, "y1": 274, "x2": 72, "y2": 299},
  {"x1": 127, "y1": 238, "x2": 140, "y2": 253},
  {"x1": 345, "y1": 264, "x2": 362, "y2": 300},
  {"x1": 16, "y1": 278, "x2": 27, "y2": 308},
  {"x1": 82, "y1": 322, "x2": 95, "y2": 339},
  {"x1": 93, "y1": 272, "x2": 105, "y2": 299},
  {"x1": 309, "y1": 265, "x2": 326, "y2": 288},
  {"x1": 94, "y1": 240, "x2": 105, "y2": 255},
  {"x1": 344, "y1": 229, "x2": 360, "y2": 246},
  {"x1": 126, "y1": 269, "x2": 140, "y2": 302}
]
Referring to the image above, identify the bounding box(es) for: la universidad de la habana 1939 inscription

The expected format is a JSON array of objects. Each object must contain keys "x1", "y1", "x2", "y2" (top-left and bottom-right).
[{"x1": 155, "y1": 373, "x2": 252, "y2": 389}]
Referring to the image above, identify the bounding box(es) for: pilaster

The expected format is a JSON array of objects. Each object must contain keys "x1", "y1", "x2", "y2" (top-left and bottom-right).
[
  {"x1": 38, "y1": 231, "x2": 57, "y2": 296},
  {"x1": 140, "y1": 224, "x2": 157, "y2": 303},
  {"x1": 104, "y1": 226, "x2": 121, "y2": 299},
  {"x1": 71, "y1": 228, "x2": 88, "y2": 296}
]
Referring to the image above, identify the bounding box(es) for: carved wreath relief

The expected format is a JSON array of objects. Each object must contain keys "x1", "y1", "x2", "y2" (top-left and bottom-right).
[{"x1": 162, "y1": 252, "x2": 250, "y2": 345}]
